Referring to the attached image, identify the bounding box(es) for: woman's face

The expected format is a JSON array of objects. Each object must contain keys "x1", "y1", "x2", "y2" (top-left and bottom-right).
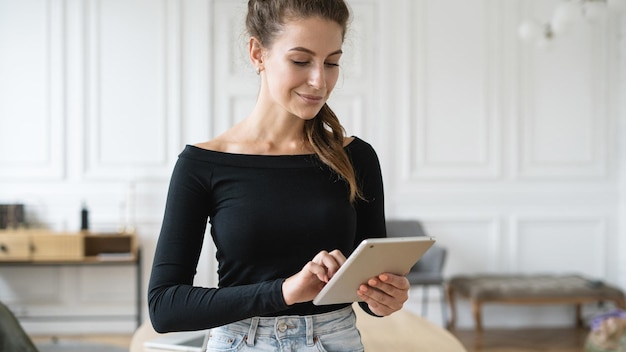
[{"x1": 259, "y1": 16, "x2": 344, "y2": 120}]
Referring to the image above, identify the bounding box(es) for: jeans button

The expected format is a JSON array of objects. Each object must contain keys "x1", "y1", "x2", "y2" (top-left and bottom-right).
[{"x1": 277, "y1": 323, "x2": 287, "y2": 332}]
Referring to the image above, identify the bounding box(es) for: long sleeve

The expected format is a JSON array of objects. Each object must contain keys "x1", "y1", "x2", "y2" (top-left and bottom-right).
[
  {"x1": 347, "y1": 139, "x2": 387, "y2": 316},
  {"x1": 350, "y1": 139, "x2": 386, "y2": 245},
  {"x1": 147, "y1": 157, "x2": 288, "y2": 332}
]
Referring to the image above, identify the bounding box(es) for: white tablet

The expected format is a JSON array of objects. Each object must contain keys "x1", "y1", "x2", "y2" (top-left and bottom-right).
[{"x1": 313, "y1": 236, "x2": 435, "y2": 306}]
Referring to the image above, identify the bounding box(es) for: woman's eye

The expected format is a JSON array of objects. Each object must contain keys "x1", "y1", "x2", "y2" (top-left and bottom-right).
[{"x1": 291, "y1": 61, "x2": 339, "y2": 67}]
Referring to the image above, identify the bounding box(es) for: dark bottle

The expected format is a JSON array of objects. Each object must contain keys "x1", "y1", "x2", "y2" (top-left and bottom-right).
[{"x1": 80, "y1": 203, "x2": 89, "y2": 231}]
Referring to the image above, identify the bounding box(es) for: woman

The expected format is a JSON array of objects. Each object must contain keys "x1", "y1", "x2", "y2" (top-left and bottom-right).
[{"x1": 148, "y1": 0, "x2": 410, "y2": 350}]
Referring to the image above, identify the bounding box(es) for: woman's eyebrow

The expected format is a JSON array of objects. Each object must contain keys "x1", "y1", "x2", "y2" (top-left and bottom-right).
[{"x1": 288, "y1": 47, "x2": 343, "y2": 56}]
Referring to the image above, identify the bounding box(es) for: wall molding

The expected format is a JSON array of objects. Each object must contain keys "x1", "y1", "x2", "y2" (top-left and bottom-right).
[
  {"x1": 515, "y1": 1, "x2": 609, "y2": 180},
  {"x1": 509, "y1": 215, "x2": 608, "y2": 277},
  {"x1": 406, "y1": 0, "x2": 501, "y2": 181},
  {"x1": 390, "y1": 213, "x2": 502, "y2": 273},
  {"x1": 83, "y1": 0, "x2": 182, "y2": 180},
  {"x1": 0, "y1": 0, "x2": 65, "y2": 180}
]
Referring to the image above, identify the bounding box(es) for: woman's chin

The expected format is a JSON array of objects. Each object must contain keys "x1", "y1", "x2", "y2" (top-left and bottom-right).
[{"x1": 293, "y1": 110, "x2": 322, "y2": 121}]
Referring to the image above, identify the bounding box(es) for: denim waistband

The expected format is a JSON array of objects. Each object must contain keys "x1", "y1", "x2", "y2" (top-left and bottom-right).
[{"x1": 213, "y1": 305, "x2": 356, "y2": 347}]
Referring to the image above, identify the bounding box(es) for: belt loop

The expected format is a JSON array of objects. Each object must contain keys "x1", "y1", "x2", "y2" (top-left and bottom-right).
[
  {"x1": 246, "y1": 317, "x2": 259, "y2": 347},
  {"x1": 305, "y1": 315, "x2": 314, "y2": 346}
]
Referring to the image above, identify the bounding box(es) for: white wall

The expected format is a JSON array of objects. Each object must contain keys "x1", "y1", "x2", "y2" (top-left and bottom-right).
[{"x1": 0, "y1": 0, "x2": 623, "y2": 332}]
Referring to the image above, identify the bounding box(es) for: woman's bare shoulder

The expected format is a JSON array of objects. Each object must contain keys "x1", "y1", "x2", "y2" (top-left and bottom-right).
[
  {"x1": 194, "y1": 134, "x2": 251, "y2": 154},
  {"x1": 194, "y1": 128, "x2": 240, "y2": 152},
  {"x1": 194, "y1": 139, "x2": 225, "y2": 152}
]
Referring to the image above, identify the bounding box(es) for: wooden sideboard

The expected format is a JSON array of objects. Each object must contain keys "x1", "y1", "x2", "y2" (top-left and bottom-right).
[
  {"x1": 0, "y1": 230, "x2": 142, "y2": 329},
  {"x1": 0, "y1": 229, "x2": 137, "y2": 263}
]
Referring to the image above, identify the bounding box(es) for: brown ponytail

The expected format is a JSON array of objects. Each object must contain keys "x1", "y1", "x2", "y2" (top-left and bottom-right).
[{"x1": 304, "y1": 104, "x2": 362, "y2": 202}]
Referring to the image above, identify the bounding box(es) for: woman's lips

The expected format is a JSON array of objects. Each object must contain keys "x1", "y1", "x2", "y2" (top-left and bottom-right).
[{"x1": 297, "y1": 93, "x2": 324, "y2": 104}]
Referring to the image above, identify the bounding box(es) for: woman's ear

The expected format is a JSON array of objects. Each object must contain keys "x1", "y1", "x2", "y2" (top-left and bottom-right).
[{"x1": 249, "y1": 37, "x2": 264, "y2": 74}]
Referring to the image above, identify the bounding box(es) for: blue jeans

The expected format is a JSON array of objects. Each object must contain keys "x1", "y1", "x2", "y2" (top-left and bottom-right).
[{"x1": 205, "y1": 305, "x2": 364, "y2": 352}]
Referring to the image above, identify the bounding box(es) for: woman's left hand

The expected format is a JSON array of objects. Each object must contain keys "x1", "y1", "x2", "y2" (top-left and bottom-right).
[{"x1": 356, "y1": 273, "x2": 410, "y2": 316}]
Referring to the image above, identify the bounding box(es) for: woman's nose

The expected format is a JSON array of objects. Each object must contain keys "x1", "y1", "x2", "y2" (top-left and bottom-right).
[{"x1": 308, "y1": 65, "x2": 325, "y2": 89}]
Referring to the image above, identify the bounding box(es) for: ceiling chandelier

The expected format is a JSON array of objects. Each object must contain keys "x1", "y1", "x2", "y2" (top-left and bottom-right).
[{"x1": 518, "y1": 0, "x2": 626, "y2": 44}]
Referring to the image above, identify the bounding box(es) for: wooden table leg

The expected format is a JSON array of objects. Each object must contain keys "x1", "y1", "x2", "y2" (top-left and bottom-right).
[
  {"x1": 472, "y1": 300, "x2": 483, "y2": 333},
  {"x1": 446, "y1": 284, "x2": 457, "y2": 330},
  {"x1": 616, "y1": 297, "x2": 626, "y2": 310},
  {"x1": 575, "y1": 304, "x2": 583, "y2": 328}
]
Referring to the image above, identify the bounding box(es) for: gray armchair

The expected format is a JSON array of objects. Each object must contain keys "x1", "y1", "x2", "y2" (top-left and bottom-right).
[{"x1": 386, "y1": 220, "x2": 448, "y2": 325}]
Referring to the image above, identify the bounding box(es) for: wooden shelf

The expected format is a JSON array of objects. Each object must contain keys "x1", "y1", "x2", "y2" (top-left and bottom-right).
[
  {"x1": 0, "y1": 230, "x2": 137, "y2": 263},
  {"x1": 0, "y1": 232, "x2": 143, "y2": 329},
  {"x1": 84, "y1": 233, "x2": 136, "y2": 258}
]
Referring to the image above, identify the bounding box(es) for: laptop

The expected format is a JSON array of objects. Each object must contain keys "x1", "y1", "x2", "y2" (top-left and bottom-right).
[{"x1": 144, "y1": 330, "x2": 209, "y2": 352}]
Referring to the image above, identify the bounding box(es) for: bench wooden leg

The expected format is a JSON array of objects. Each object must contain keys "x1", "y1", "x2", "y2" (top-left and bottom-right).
[
  {"x1": 472, "y1": 300, "x2": 483, "y2": 333},
  {"x1": 446, "y1": 284, "x2": 457, "y2": 330},
  {"x1": 575, "y1": 304, "x2": 583, "y2": 328}
]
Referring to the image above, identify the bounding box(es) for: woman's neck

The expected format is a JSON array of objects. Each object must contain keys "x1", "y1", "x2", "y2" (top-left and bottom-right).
[{"x1": 211, "y1": 110, "x2": 311, "y2": 155}]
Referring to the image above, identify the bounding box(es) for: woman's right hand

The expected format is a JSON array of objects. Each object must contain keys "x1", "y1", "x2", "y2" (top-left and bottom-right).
[{"x1": 282, "y1": 249, "x2": 347, "y2": 305}]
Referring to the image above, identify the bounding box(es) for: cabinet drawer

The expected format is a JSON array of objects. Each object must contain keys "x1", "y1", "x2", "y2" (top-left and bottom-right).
[
  {"x1": 31, "y1": 233, "x2": 84, "y2": 261},
  {"x1": 0, "y1": 233, "x2": 31, "y2": 261}
]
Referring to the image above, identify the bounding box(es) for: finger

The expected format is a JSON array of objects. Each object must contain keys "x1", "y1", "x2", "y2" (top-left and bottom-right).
[
  {"x1": 310, "y1": 251, "x2": 330, "y2": 281},
  {"x1": 324, "y1": 250, "x2": 346, "y2": 278},
  {"x1": 358, "y1": 278, "x2": 408, "y2": 311},
  {"x1": 319, "y1": 254, "x2": 342, "y2": 279},
  {"x1": 358, "y1": 290, "x2": 403, "y2": 316},
  {"x1": 357, "y1": 286, "x2": 396, "y2": 316},
  {"x1": 305, "y1": 261, "x2": 331, "y2": 283},
  {"x1": 312, "y1": 250, "x2": 344, "y2": 279},
  {"x1": 311, "y1": 250, "x2": 330, "y2": 263},
  {"x1": 359, "y1": 282, "x2": 398, "y2": 304},
  {"x1": 328, "y1": 249, "x2": 347, "y2": 267},
  {"x1": 377, "y1": 273, "x2": 410, "y2": 290},
  {"x1": 372, "y1": 277, "x2": 410, "y2": 303}
]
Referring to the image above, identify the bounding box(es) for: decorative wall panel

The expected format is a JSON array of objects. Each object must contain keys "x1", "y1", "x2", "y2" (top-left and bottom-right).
[
  {"x1": 511, "y1": 216, "x2": 607, "y2": 277},
  {"x1": 408, "y1": 0, "x2": 500, "y2": 180},
  {"x1": 516, "y1": 1, "x2": 608, "y2": 179},
  {"x1": 84, "y1": 0, "x2": 181, "y2": 179},
  {"x1": 420, "y1": 217, "x2": 501, "y2": 274},
  {"x1": 0, "y1": 0, "x2": 64, "y2": 179},
  {"x1": 212, "y1": 1, "x2": 255, "y2": 136}
]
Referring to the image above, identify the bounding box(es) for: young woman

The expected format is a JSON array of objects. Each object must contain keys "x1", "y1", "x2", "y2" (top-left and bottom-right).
[{"x1": 148, "y1": 0, "x2": 410, "y2": 350}]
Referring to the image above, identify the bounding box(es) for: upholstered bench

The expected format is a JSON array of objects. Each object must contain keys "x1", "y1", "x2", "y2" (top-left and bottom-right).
[{"x1": 446, "y1": 274, "x2": 626, "y2": 332}]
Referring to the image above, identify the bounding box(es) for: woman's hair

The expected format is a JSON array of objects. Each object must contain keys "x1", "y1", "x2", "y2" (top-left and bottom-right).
[{"x1": 246, "y1": 0, "x2": 362, "y2": 202}]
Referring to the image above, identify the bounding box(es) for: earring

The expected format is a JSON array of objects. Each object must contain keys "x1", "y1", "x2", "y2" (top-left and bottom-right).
[{"x1": 256, "y1": 67, "x2": 261, "y2": 75}]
